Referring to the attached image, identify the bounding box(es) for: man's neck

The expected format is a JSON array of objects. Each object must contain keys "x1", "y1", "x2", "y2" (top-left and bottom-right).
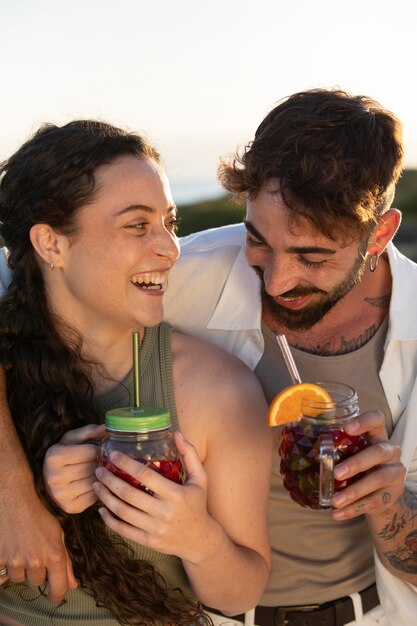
[{"x1": 263, "y1": 254, "x2": 392, "y2": 356}]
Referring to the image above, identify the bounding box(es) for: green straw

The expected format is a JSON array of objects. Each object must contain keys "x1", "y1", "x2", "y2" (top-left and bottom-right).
[{"x1": 132, "y1": 332, "x2": 141, "y2": 408}]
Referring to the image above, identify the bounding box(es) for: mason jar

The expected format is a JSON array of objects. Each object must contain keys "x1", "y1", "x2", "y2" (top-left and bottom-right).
[
  {"x1": 99, "y1": 407, "x2": 185, "y2": 493},
  {"x1": 278, "y1": 382, "x2": 367, "y2": 509}
]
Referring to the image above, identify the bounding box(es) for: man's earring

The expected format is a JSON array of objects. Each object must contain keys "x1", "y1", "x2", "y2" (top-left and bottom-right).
[{"x1": 369, "y1": 252, "x2": 380, "y2": 273}]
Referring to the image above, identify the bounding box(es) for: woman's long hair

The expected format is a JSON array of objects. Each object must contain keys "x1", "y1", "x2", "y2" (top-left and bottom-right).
[{"x1": 0, "y1": 121, "x2": 212, "y2": 625}]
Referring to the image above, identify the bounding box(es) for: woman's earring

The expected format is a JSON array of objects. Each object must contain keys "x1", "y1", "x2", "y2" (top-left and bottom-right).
[
  {"x1": 369, "y1": 252, "x2": 380, "y2": 273},
  {"x1": 50, "y1": 262, "x2": 55, "y2": 271}
]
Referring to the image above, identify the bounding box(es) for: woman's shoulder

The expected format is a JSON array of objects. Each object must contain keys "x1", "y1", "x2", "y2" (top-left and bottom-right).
[
  {"x1": 171, "y1": 329, "x2": 268, "y2": 422},
  {"x1": 170, "y1": 329, "x2": 271, "y2": 461},
  {"x1": 171, "y1": 328, "x2": 256, "y2": 383}
]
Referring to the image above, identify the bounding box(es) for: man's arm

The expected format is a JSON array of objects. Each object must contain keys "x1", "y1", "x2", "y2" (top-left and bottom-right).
[
  {"x1": 0, "y1": 366, "x2": 77, "y2": 601},
  {"x1": 331, "y1": 410, "x2": 417, "y2": 584},
  {"x1": 366, "y1": 489, "x2": 417, "y2": 584}
]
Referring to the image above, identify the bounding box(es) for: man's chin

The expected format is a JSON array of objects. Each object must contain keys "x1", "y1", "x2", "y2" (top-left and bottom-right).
[{"x1": 262, "y1": 294, "x2": 334, "y2": 331}]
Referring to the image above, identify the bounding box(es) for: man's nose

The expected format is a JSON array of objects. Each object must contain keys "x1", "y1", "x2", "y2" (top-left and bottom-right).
[{"x1": 263, "y1": 255, "x2": 300, "y2": 296}]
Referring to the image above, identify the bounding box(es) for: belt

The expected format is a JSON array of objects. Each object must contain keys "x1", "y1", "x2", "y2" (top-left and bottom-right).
[{"x1": 208, "y1": 583, "x2": 379, "y2": 626}]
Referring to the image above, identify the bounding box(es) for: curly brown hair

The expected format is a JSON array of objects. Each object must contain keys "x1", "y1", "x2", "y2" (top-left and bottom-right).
[
  {"x1": 0, "y1": 120, "x2": 212, "y2": 625},
  {"x1": 218, "y1": 88, "x2": 404, "y2": 239}
]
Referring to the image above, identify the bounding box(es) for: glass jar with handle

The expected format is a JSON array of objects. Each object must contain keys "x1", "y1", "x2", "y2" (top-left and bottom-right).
[{"x1": 279, "y1": 382, "x2": 368, "y2": 509}]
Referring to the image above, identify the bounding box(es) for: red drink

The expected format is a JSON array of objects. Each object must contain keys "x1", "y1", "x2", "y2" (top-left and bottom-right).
[
  {"x1": 277, "y1": 382, "x2": 368, "y2": 509},
  {"x1": 100, "y1": 453, "x2": 184, "y2": 494},
  {"x1": 99, "y1": 406, "x2": 186, "y2": 496},
  {"x1": 279, "y1": 420, "x2": 368, "y2": 509}
]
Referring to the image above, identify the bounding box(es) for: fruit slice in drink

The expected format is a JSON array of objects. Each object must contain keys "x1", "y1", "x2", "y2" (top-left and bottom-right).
[{"x1": 268, "y1": 382, "x2": 334, "y2": 426}]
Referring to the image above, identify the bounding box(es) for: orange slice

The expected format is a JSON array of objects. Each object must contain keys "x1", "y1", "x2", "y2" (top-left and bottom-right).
[{"x1": 268, "y1": 383, "x2": 333, "y2": 426}]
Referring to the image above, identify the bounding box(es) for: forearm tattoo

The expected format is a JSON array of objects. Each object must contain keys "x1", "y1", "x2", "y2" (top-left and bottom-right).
[
  {"x1": 379, "y1": 512, "x2": 407, "y2": 540},
  {"x1": 384, "y1": 530, "x2": 417, "y2": 573},
  {"x1": 381, "y1": 490, "x2": 417, "y2": 573}
]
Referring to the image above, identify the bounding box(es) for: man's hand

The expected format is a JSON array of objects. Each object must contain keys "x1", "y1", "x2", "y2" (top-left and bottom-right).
[
  {"x1": 331, "y1": 410, "x2": 406, "y2": 520},
  {"x1": 0, "y1": 478, "x2": 77, "y2": 602},
  {"x1": 0, "y1": 365, "x2": 77, "y2": 601}
]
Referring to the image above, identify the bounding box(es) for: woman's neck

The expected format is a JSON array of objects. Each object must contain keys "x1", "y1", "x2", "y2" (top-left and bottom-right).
[
  {"x1": 52, "y1": 307, "x2": 145, "y2": 393},
  {"x1": 85, "y1": 326, "x2": 145, "y2": 392}
]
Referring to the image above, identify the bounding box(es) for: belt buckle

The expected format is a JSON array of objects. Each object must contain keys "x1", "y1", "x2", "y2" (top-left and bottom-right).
[{"x1": 276, "y1": 604, "x2": 321, "y2": 626}]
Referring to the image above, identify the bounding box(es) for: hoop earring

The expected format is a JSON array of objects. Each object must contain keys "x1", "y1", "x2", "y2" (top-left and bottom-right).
[{"x1": 369, "y1": 252, "x2": 380, "y2": 273}]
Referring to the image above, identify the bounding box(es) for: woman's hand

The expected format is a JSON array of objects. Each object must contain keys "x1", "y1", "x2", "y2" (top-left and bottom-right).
[
  {"x1": 331, "y1": 411, "x2": 406, "y2": 520},
  {"x1": 93, "y1": 432, "x2": 215, "y2": 562},
  {"x1": 43, "y1": 424, "x2": 106, "y2": 514}
]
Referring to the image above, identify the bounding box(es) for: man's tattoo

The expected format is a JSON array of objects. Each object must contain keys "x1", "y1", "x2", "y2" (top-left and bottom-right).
[
  {"x1": 293, "y1": 325, "x2": 378, "y2": 356},
  {"x1": 379, "y1": 493, "x2": 417, "y2": 541},
  {"x1": 385, "y1": 529, "x2": 417, "y2": 574},
  {"x1": 379, "y1": 512, "x2": 407, "y2": 540},
  {"x1": 364, "y1": 295, "x2": 391, "y2": 309},
  {"x1": 338, "y1": 325, "x2": 377, "y2": 354}
]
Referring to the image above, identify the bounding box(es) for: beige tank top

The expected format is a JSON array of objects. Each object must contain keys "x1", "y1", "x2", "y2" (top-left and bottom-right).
[
  {"x1": 0, "y1": 323, "x2": 193, "y2": 626},
  {"x1": 255, "y1": 317, "x2": 392, "y2": 605}
]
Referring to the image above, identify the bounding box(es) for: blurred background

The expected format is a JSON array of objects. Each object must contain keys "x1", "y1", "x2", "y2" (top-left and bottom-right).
[{"x1": 1, "y1": 0, "x2": 416, "y2": 256}]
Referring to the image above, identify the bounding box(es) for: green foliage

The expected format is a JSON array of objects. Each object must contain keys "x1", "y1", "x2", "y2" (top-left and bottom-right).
[
  {"x1": 177, "y1": 195, "x2": 244, "y2": 237},
  {"x1": 177, "y1": 169, "x2": 417, "y2": 237},
  {"x1": 394, "y1": 169, "x2": 417, "y2": 219}
]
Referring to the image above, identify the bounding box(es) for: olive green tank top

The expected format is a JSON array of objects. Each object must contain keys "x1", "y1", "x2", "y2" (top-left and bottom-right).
[{"x1": 0, "y1": 323, "x2": 193, "y2": 626}]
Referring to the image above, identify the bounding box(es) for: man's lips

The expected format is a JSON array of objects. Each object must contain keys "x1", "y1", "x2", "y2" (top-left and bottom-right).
[{"x1": 273, "y1": 293, "x2": 316, "y2": 310}]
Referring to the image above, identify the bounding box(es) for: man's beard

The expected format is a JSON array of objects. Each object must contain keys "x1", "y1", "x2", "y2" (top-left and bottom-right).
[{"x1": 255, "y1": 248, "x2": 367, "y2": 331}]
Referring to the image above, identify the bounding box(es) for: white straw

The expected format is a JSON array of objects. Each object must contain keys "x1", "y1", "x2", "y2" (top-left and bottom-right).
[{"x1": 276, "y1": 334, "x2": 302, "y2": 385}]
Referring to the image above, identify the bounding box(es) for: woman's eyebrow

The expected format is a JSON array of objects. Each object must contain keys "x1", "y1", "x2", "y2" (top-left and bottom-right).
[{"x1": 113, "y1": 204, "x2": 177, "y2": 217}]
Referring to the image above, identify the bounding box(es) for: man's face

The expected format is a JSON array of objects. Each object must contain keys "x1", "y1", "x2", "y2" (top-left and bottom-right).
[{"x1": 244, "y1": 181, "x2": 368, "y2": 331}]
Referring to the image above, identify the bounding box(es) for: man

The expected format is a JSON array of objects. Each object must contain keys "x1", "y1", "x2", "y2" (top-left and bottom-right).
[
  {"x1": 0, "y1": 89, "x2": 416, "y2": 625},
  {"x1": 163, "y1": 89, "x2": 417, "y2": 625}
]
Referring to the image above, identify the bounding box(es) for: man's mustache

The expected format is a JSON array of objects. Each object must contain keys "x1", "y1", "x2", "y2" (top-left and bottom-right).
[
  {"x1": 277, "y1": 286, "x2": 326, "y2": 298},
  {"x1": 251, "y1": 265, "x2": 326, "y2": 298}
]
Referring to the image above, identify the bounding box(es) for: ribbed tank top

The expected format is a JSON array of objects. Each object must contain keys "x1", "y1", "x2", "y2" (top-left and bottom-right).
[
  {"x1": 94, "y1": 323, "x2": 179, "y2": 429},
  {"x1": 0, "y1": 323, "x2": 193, "y2": 626}
]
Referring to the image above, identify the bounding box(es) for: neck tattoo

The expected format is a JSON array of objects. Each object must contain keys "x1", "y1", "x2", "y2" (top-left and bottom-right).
[{"x1": 291, "y1": 323, "x2": 379, "y2": 356}]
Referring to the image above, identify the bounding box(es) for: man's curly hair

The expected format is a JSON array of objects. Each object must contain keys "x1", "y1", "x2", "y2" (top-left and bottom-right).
[{"x1": 218, "y1": 88, "x2": 404, "y2": 240}]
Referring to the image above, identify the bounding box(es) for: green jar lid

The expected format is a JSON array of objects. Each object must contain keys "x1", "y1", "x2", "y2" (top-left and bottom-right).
[{"x1": 105, "y1": 406, "x2": 171, "y2": 432}]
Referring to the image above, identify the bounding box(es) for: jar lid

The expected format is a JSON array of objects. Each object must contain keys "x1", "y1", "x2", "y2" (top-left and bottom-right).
[{"x1": 105, "y1": 406, "x2": 171, "y2": 431}]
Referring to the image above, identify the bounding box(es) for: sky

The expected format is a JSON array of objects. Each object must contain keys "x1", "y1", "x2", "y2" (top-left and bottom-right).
[{"x1": 1, "y1": 0, "x2": 417, "y2": 204}]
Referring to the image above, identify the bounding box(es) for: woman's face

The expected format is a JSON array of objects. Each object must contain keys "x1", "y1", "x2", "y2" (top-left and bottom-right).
[{"x1": 49, "y1": 155, "x2": 180, "y2": 337}]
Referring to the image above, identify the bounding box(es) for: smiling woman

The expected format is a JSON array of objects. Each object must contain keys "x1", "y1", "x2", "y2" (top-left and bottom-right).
[
  {"x1": 32, "y1": 154, "x2": 181, "y2": 359},
  {"x1": 0, "y1": 121, "x2": 272, "y2": 625}
]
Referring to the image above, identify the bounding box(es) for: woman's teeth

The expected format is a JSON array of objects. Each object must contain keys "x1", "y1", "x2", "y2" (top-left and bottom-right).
[{"x1": 131, "y1": 272, "x2": 166, "y2": 290}]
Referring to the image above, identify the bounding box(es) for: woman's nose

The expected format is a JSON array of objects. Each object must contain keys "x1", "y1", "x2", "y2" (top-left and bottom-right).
[{"x1": 153, "y1": 229, "x2": 180, "y2": 264}]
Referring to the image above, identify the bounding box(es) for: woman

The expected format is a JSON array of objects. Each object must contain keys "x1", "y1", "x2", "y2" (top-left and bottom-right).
[{"x1": 0, "y1": 121, "x2": 272, "y2": 625}]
